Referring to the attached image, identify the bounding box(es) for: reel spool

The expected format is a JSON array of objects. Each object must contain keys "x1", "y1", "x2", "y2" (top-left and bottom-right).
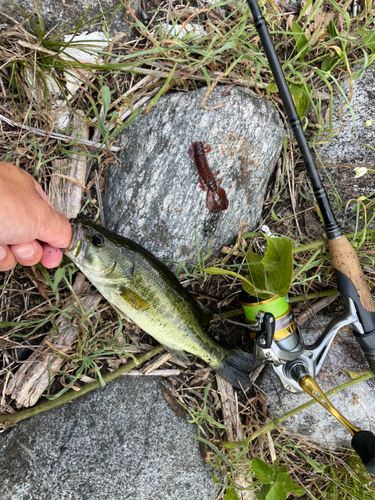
[{"x1": 239, "y1": 292, "x2": 300, "y2": 352}]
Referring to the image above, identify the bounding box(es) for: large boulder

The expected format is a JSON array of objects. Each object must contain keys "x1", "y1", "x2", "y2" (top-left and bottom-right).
[
  {"x1": 318, "y1": 66, "x2": 375, "y2": 231},
  {"x1": 1, "y1": 0, "x2": 139, "y2": 37},
  {"x1": 104, "y1": 86, "x2": 284, "y2": 268},
  {"x1": 0, "y1": 377, "x2": 221, "y2": 500}
]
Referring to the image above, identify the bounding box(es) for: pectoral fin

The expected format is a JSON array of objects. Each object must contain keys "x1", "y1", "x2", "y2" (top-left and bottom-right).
[
  {"x1": 161, "y1": 345, "x2": 190, "y2": 365},
  {"x1": 196, "y1": 300, "x2": 214, "y2": 325},
  {"x1": 119, "y1": 286, "x2": 150, "y2": 311}
]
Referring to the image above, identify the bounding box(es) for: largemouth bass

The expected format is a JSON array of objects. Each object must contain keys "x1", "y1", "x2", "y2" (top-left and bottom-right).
[{"x1": 64, "y1": 219, "x2": 254, "y2": 389}]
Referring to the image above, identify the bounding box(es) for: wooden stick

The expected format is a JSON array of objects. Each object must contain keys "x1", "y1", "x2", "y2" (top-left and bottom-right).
[
  {"x1": 218, "y1": 377, "x2": 256, "y2": 499},
  {"x1": 5, "y1": 274, "x2": 96, "y2": 408},
  {"x1": 49, "y1": 110, "x2": 89, "y2": 218},
  {"x1": 218, "y1": 376, "x2": 243, "y2": 442},
  {"x1": 0, "y1": 113, "x2": 120, "y2": 152},
  {"x1": 296, "y1": 293, "x2": 339, "y2": 326}
]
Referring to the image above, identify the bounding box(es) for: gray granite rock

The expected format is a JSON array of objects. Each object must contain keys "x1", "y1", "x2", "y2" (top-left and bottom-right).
[
  {"x1": 104, "y1": 86, "x2": 284, "y2": 268},
  {"x1": 277, "y1": 0, "x2": 302, "y2": 11},
  {"x1": 318, "y1": 66, "x2": 375, "y2": 231},
  {"x1": 1, "y1": 0, "x2": 139, "y2": 37},
  {"x1": 320, "y1": 67, "x2": 375, "y2": 165},
  {"x1": 0, "y1": 377, "x2": 220, "y2": 500},
  {"x1": 258, "y1": 314, "x2": 375, "y2": 449}
]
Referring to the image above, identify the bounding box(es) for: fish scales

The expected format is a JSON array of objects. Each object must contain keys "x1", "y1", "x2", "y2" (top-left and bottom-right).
[{"x1": 64, "y1": 219, "x2": 254, "y2": 389}]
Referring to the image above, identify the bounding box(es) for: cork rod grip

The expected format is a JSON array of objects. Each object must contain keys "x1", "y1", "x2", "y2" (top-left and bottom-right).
[{"x1": 328, "y1": 236, "x2": 375, "y2": 313}]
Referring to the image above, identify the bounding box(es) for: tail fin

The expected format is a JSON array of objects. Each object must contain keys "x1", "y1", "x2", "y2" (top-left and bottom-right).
[{"x1": 214, "y1": 349, "x2": 255, "y2": 390}]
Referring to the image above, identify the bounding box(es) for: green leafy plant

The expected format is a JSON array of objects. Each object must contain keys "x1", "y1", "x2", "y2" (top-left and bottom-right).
[
  {"x1": 201, "y1": 236, "x2": 293, "y2": 299},
  {"x1": 291, "y1": 21, "x2": 310, "y2": 61},
  {"x1": 251, "y1": 457, "x2": 305, "y2": 499},
  {"x1": 87, "y1": 85, "x2": 141, "y2": 148}
]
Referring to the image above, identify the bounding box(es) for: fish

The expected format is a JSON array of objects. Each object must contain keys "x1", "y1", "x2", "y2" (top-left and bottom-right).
[{"x1": 64, "y1": 219, "x2": 254, "y2": 389}]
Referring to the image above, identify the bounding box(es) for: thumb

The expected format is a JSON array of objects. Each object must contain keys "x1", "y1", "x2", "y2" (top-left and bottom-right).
[
  {"x1": 37, "y1": 203, "x2": 73, "y2": 249},
  {"x1": 33, "y1": 179, "x2": 73, "y2": 249}
]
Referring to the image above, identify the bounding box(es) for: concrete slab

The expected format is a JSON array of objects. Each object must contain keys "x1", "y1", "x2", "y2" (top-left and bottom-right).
[{"x1": 0, "y1": 377, "x2": 221, "y2": 500}]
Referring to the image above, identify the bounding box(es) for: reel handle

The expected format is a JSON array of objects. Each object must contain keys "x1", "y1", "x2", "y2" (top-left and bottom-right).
[{"x1": 291, "y1": 367, "x2": 375, "y2": 473}]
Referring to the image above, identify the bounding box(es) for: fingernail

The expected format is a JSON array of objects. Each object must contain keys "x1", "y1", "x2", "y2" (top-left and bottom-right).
[
  {"x1": 0, "y1": 245, "x2": 6, "y2": 260},
  {"x1": 13, "y1": 244, "x2": 35, "y2": 259}
]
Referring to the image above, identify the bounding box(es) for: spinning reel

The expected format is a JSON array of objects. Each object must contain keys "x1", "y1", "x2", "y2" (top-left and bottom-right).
[{"x1": 237, "y1": 292, "x2": 375, "y2": 473}]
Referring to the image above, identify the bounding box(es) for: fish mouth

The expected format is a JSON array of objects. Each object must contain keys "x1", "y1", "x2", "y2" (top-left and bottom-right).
[{"x1": 64, "y1": 221, "x2": 84, "y2": 260}]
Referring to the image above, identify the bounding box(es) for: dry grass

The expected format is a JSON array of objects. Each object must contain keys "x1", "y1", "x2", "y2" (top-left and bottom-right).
[{"x1": 1, "y1": 0, "x2": 375, "y2": 497}]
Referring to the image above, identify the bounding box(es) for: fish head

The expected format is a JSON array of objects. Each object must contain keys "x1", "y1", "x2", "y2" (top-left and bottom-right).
[{"x1": 64, "y1": 219, "x2": 134, "y2": 283}]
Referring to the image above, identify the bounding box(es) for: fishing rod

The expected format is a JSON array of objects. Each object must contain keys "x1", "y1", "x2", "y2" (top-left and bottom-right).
[{"x1": 244, "y1": 0, "x2": 375, "y2": 472}]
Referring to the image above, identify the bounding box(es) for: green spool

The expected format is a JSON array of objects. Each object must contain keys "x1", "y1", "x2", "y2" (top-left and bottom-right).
[{"x1": 238, "y1": 292, "x2": 289, "y2": 323}]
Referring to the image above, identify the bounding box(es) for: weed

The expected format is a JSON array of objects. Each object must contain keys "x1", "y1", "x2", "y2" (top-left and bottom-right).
[
  {"x1": 1, "y1": 0, "x2": 375, "y2": 498},
  {"x1": 251, "y1": 457, "x2": 305, "y2": 499}
]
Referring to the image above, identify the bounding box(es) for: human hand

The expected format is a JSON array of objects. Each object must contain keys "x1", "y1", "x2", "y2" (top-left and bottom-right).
[{"x1": 0, "y1": 161, "x2": 72, "y2": 272}]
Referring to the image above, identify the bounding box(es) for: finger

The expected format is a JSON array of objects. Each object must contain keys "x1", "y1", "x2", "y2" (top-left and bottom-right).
[
  {"x1": 9, "y1": 240, "x2": 44, "y2": 267},
  {"x1": 0, "y1": 244, "x2": 17, "y2": 272},
  {"x1": 40, "y1": 243, "x2": 64, "y2": 269}
]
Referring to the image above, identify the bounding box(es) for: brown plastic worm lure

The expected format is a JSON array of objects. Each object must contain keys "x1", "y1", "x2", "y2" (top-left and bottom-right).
[{"x1": 187, "y1": 141, "x2": 229, "y2": 213}]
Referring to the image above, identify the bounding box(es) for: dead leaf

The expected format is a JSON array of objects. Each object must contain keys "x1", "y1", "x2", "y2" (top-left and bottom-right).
[
  {"x1": 107, "y1": 358, "x2": 122, "y2": 370},
  {"x1": 342, "y1": 368, "x2": 369, "y2": 380},
  {"x1": 162, "y1": 387, "x2": 187, "y2": 419},
  {"x1": 61, "y1": 381, "x2": 81, "y2": 391},
  {"x1": 300, "y1": 0, "x2": 338, "y2": 47},
  {"x1": 221, "y1": 246, "x2": 241, "y2": 256},
  {"x1": 351, "y1": 393, "x2": 360, "y2": 405},
  {"x1": 44, "y1": 339, "x2": 70, "y2": 356},
  {"x1": 199, "y1": 441, "x2": 208, "y2": 463}
]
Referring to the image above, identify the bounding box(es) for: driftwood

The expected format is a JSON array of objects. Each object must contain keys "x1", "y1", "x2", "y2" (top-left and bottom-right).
[
  {"x1": 217, "y1": 376, "x2": 256, "y2": 500},
  {"x1": 142, "y1": 352, "x2": 173, "y2": 375},
  {"x1": 49, "y1": 110, "x2": 89, "y2": 218},
  {"x1": 218, "y1": 376, "x2": 244, "y2": 442},
  {"x1": 6, "y1": 274, "x2": 101, "y2": 408}
]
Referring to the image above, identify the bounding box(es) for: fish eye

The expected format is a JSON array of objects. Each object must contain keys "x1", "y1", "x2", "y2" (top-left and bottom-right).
[{"x1": 91, "y1": 234, "x2": 104, "y2": 247}]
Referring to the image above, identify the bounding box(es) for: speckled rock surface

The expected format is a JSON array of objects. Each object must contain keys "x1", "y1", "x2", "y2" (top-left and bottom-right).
[
  {"x1": 0, "y1": 377, "x2": 220, "y2": 500},
  {"x1": 318, "y1": 66, "x2": 375, "y2": 231},
  {"x1": 277, "y1": 0, "x2": 302, "y2": 10},
  {"x1": 1, "y1": 0, "x2": 139, "y2": 37},
  {"x1": 258, "y1": 315, "x2": 375, "y2": 449},
  {"x1": 104, "y1": 86, "x2": 284, "y2": 268}
]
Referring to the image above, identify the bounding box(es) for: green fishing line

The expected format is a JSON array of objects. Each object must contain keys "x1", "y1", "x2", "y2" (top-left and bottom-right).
[{"x1": 239, "y1": 295, "x2": 289, "y2": 322}]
